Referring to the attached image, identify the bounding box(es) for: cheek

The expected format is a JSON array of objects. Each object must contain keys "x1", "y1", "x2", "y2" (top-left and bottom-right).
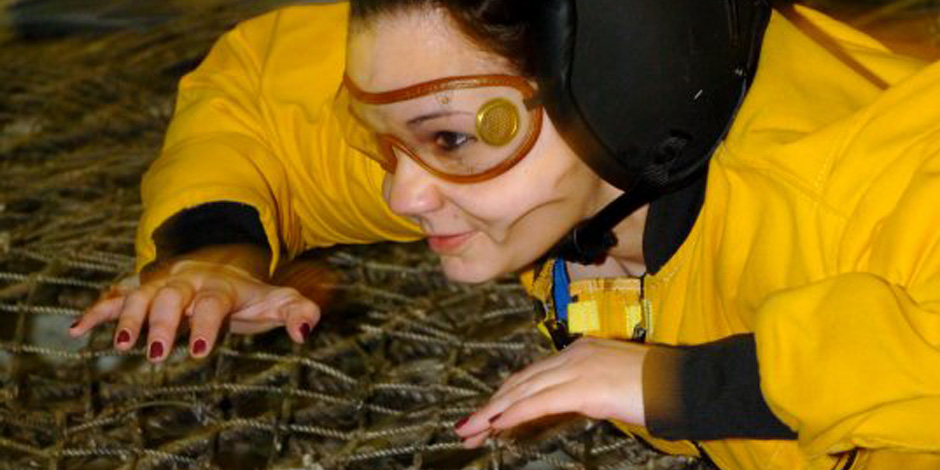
[
  {"x1": 456, "y1": 136, "x2": 586, "y2": 224},
  {"x1": 457, "y1": 184, "x2": 556, "y2": 224}
]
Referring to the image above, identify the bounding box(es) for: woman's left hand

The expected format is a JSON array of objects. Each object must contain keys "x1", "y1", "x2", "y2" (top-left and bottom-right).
[{"x1": 455, "y1": 337, "x2": 650, "y2": 448}]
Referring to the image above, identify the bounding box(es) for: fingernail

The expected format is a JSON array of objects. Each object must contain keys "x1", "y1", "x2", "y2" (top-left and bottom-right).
[
  {"x1": 116, "y1": 330, "x2": 131, "y2": 345},
  {"x1": 300, "y1": 323, "x2": 311, "y2": 340},
  {"x1": 192, "y1": 338, "x2": 207, "y2": 356},
  {"x1": 70, "y1": 319, "x2": 80, "y2": 329},
  {"x1": 454, "y1": 415, "x2": 470, "y2": 430},
  {"x1": 488, "y1": 413, "x2": 502, "y2": 424},
  {"x1": 149, "y1": 341, "x2": 164, "y2": 360}
]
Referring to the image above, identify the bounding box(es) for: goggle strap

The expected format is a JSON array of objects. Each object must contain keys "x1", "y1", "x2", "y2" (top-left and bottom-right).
[
  {"x1": 344, "y1": 74, "x2": 537, "y2": 105},
  {"x1": 523, "y1": 96, "x2": 542, "y2": 111}
]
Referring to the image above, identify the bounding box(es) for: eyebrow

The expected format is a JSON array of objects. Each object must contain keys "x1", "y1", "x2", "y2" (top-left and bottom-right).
[{"x1": 406, "y1": 110, "x2": 472, "y2": 127}]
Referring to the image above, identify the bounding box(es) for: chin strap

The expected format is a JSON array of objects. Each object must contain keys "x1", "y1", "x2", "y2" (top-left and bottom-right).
[
  {"x1": 553, "y1": 134, "x2": 689, "y2": 265},
  {"x1": 552, "y1": 189, "x2": 646, "y2": 265}
]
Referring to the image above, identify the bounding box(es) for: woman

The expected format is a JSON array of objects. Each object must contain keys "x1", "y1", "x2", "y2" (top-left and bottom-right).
[{"x1": 70, "y1": 0, "x2": 940, "y2": 468}]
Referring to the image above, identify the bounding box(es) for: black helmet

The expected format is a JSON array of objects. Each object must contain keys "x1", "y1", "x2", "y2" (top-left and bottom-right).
[{"x1": 534, "y1": 0, "x2": 771, "y2": 264}]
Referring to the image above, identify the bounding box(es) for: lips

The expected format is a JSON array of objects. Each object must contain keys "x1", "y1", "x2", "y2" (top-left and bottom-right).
[{"x1": 427, "y1": 231, "x2": 476, "y2": 254}]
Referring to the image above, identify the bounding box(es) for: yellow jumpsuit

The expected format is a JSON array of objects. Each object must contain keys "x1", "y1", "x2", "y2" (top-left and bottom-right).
[{"x1": 136, "y1": 3, "x2": 940, "y2": 469}]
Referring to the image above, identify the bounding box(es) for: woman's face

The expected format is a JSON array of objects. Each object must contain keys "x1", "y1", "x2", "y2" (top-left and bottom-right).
[{"x1": 346, "y1": 8, "x2": 620, "y2": 283}]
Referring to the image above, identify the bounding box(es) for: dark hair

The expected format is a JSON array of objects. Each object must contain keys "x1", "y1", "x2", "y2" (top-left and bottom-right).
[{"x1": 349, "y1": 0, "x2": 536, "y2": 76}]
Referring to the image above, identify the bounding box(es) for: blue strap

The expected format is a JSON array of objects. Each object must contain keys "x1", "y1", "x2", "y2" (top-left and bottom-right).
[{"x1": 552, "y1": 259, "x2": 572, "y2": 323}]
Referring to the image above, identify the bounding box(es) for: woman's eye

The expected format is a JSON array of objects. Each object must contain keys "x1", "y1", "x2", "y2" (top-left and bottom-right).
[{"x1": 433, "y1": 131, "x2": 475, "y2": 151}]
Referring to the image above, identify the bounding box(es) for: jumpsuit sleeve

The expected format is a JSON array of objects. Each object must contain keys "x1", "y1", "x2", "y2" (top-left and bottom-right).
[
  {"x1": 136, "y1": 12, "x2": 294, "y2": 275},
  {"x1": 134, "y1": 4, "x2": 421, "y2": 276},
  {"x1": 753, "y1": 149, "x2": 940, "y2": 461}
]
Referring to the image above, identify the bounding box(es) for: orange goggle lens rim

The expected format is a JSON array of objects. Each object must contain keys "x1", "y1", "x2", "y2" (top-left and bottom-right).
[{"x1": 342, "y1": 74, "x2": 542, "y2": 184}]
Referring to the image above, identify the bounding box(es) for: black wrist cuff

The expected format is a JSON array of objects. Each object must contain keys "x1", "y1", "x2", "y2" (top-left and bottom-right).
[
  {"x1": 643, "y1": 334, "x2": 797, "y2": 440},
  {"x1": 152, "y1": 201, "x2": 268, "y2": 261}
]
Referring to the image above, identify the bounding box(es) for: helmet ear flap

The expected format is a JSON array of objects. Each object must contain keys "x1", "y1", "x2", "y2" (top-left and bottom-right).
[{"x1": 531, "y1": 0, "x2": 641, "y2": 192}]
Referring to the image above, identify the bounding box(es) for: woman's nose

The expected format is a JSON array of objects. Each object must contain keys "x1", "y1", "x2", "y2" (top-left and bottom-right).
[{"x1": 384, "y1": 156, "x2": 445, "y2": 217}]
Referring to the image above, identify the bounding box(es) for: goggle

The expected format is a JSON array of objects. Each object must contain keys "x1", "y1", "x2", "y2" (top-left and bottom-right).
[{"x1": 338, "y1": 74, "x2": 542, "y2": 183}]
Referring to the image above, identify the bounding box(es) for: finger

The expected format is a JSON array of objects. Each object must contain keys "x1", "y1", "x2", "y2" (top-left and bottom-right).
[
  {"x1": 227, "y1": 286, "x2": 306, "y2": 336},
  {"x1": 114, "y1": 274, "x2": 141, "y2": 292},
  {"x1": 282, "y1": 300, "x2": 320, "y2": 344},
  {"x1": 488, "y1": 381, "x2": 580, "y2": 431},
  {"x1": 460, "y1": 429, "x2": 491, "y2": 449},
  {"x1": 237, "y1": 286, "x2": 303, "y2": 318},
  {"x1": 489, "y1": 353, "x2": 571, "y2": 402},
  {"x1": 485, "y1": 359, "x2": 572, "y2": 419},
  {"x1": 188, "y1": 290, "x2": 234, "y2": 358},
  {"x1": 95, "y1": 285, "x2": 123, "y2": 302},
  {"x1": 146, "y1": 281, "x2": 195, "y2": 362},
  {"x1": 457, "y1": 365, "x2": 572, "y2": 438},
  {"x1": 110, "y1": 285, "x2": 160, "y2": 349},
  {"x1": 488, "y1": 339, "x2": 600, "y2": 403},
  {"x1": 69, "y1": 296, "x2": 126, "y2": 337},
  {"x1": 229, "y1": 318, "x2": 281, "y2": 335}
]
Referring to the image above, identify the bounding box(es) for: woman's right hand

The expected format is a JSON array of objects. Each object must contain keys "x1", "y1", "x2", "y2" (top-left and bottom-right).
[{"x1": 68, "y1": 244, "x2": 322, "y2": 362}]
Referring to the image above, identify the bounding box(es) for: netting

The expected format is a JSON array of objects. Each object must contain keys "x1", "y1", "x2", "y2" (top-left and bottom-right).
[
  {"x1": 3, "y1": 1, "x2": 937, "y2": 468},
  {"x1": 0, "y1": 2, "x2": 711, "y2": 469}
]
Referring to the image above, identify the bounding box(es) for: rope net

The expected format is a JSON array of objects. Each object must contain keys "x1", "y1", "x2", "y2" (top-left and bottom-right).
[
  {"x1": 6, "y1": 1, "x2": 933, "y2": 468},
  {"x1": 0, "y1": 2, "x2": 710, "y2": 469}
]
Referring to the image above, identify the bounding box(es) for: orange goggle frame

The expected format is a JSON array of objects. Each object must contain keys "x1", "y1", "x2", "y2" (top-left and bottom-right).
[{"x1": 342, "y1": 74, "x2": 543, "y2": 184}]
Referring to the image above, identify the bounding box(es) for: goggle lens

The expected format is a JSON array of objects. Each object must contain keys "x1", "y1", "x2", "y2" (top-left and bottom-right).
[{"x1": 336, "y1": 75, "x2": 541, "y2": 183}]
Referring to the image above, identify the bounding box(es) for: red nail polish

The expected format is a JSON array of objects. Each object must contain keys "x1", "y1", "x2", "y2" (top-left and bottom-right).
[
  {"x1": 149, "y1": 341, "x2": 164, "y2": 360},
  {"x1": 192, "y1": 338, "x2": 207, "y2": 355},
  {"x1": 300, "y1": 323, "x2": 311, "y2": 340},
  {"x1": 454, "y1": 415, "x2": 470, "y2": 430},
  {"x1": 116, "y1": 330, "x2": 131, "y2": 345},
  {"x1": 488, "y1": 413, "x2": 502, "y2": 424}
]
